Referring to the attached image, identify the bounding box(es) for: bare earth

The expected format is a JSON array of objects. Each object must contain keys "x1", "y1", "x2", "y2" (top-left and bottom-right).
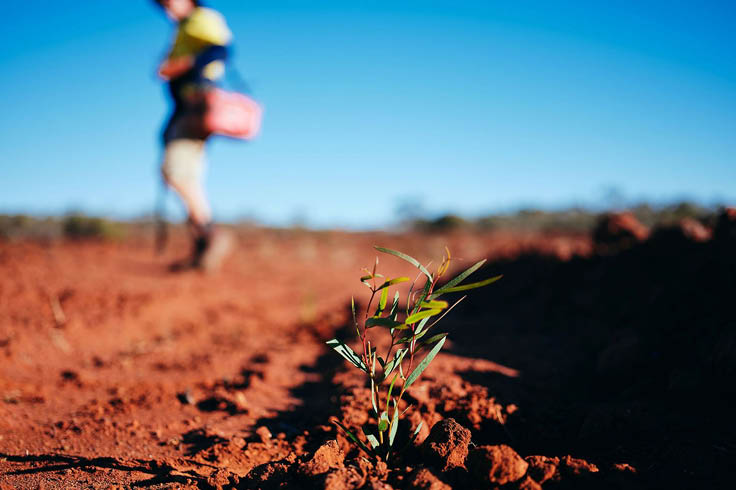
[{"x1": 0, "y1": 226, "x2": 733, "y2": 489}]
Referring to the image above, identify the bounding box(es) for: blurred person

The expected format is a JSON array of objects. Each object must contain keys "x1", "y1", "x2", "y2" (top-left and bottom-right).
[{"x1": 154, "y1": 0, "x2": 233, "y2": 271}]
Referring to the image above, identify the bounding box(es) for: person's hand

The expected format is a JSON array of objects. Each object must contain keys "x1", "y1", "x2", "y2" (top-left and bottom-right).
[{"x1": 158, "y1": 56, "x2": 194, "y2": 80}]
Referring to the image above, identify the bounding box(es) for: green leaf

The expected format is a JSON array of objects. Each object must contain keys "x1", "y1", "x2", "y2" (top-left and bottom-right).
[
  {"x1": 411, "y1": 279, "x2": 433, "y2": 316},
  {"x1": 333, "y1": 420, "x2": 372, "y2": 455},
  {"x1": 377, "y1": 277, "x2": 410, "y2": 291},
  {"x1": 366, "y1": 317, "x2": 403, "y2": 329},
  {"x1": 374, "y1": 287, "x2": 389, "y2": 317},
  {"x1": 378, "y1": 411, "x2": 390, "y2": 432},
  {"x1": 414, "y1": 316, "x2": 431, "y2": 336},
  {"x1": 387, "y1": 374, "x2": 399, "y2": 401},
  {"x1": 418, "y1": 333, "x2": 448, "y2": 348},
  {"x1": 326, "y1": 339, "x2": 367, "y2": 372},
  {"x1": 383, "y1": 349, "x2": 407, "y2": 381},
  {"x1": 371, "y1": 379, "x2": 378, "y2": 414},
  {"x1": 371, "y1": 349, "x2": 377, "y2": 376},
  {"x1": 404, "y1": 336, "x2": 446, "y2": 389},
  {"x1": 423, "y1": 296, "x2": 467, "y2": 333},
  {"x1": 414, "y1": 421, "x2": 424, "y2": 437},
  {"x1": 388, "y1": 404, "x2": 399, "y2": 447},
  {"x1": 433, "y1": 275, "x2": 502, "y2": 294},
  {"x1": 360, "y1": 275, "x2": 373, "y2": 283},
  {"x1": 364, "y1": 432, "x2": 380, "y2": 449},
  {"x1": 419, "y1": 300, "x2": 449, "y2": 309},
  {"x1": 351, "y1": 296, "x2": 360, "y2": 337},
  {"x1": 429, "y1": 259, "x2": 486, "y2": 298},
  {"x1": 405, "y1": 309, "x2": 442, "y2": 325},
  {"x1": 389, "y1": 291, "x2": 400, "y2": 321},
  {"x1": 395, "y1": 326, "x2": 431, "y2": 345},
  {"x1": 375, "y1": 247, "x2": 432, "y2": 281}
]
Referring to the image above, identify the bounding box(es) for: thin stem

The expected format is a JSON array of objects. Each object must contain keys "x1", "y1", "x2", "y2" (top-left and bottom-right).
[{"x1": 361, "y1": 288, "x2": 377, "y2": 369}]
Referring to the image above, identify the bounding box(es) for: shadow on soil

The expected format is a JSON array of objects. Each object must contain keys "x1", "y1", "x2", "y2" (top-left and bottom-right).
[
  {"x1": 442, "y1": 228, "x2": 736, "y2": 488},
  {"x1": 250, "y1": 315, "x2": 358, "y2": 454}
]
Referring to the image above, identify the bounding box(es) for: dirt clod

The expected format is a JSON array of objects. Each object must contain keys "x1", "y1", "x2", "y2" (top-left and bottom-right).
[
  {"x1": 244, "y1": 460, "x2": 291, "y2": 489},
  {"x1": 467, "y1": 444, "x2": 528, "y2": 485},
  {"x1": 420, "y1": 418, "x2": 472, "y2": 472},
  {"x1": 559, "y1": 455, "x2": 599, "y2": 476},
  {"x1": 525, "y1": 455, "x2": 560, "y2": 484},
  {"x1": 255, "y1": 425, "x2": 273, "y2": 443},
  {"x1": 322, "y1": 466, "x2": 364, "y2": 490},
  {"x1": 612, "y1": 462, "x2": 637, "y2": 473},
  {"x1": 298, "y1": 439, "x2": 344, "y2": 476},
  {"x1": 407, "y1": 467, "x2": 451, "y2": 490},
  {"x1": 516, "y1": 475, "x2": 543, "y2": 490},
  {"x1": 365, "y1": 478, "x2": 394, "y2": 490}
]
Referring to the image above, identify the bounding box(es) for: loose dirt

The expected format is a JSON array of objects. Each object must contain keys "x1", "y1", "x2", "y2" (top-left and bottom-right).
[{"x1": 0, "y1": 222, "x2": 733, "y2": 489}]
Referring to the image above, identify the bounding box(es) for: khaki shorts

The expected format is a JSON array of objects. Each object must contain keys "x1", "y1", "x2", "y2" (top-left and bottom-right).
[{"x1": 161, "y1": 138, "x2": 206, "y2": 190}]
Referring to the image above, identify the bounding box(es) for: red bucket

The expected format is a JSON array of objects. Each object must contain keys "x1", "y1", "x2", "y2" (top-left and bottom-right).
[{"x1": 204, "y1": 88, "x2": 262, "y2": 140}]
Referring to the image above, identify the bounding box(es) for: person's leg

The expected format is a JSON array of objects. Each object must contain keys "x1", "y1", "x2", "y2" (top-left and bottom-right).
[
  {"x1": 161, "y1": 112, "x2": 232, "y2": 272},
  {"x1": 161, "y1": 136, "x2": 214, "y2": 268},
  {"x1": 161, "y1": 138, "x2": 211, "y2": 228}
]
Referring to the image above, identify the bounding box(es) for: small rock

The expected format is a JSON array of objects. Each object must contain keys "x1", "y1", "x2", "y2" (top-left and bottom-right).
[
  {"x1": 560, "y1": 455, "x2": 599, "y2": 476},
  {"x1": 420, "y1": 418, "x2": 472, "y2": 471},
  {"x1": 244, "y1": 460, "x2": 291, "y2": 488},
  {"x1": 366, "y1": 478, "x2": 394, "y2": 490},
  {"x1": 525, "y1": 455, "x2": 559, "y2": 484},
  {"x1": 231, "y1": 436, "x2": 246, "y2": 449},
  {"x1": 612, "y1": 462, "x2": 637, "y2": 473},
  {"x1": 206, "y1": 468, "x2": 233, "y2": 490},
  {"x1": 517, "y1": 475, "x2": 543, "y2": 490},
  {"x1": 407, "y1": 467, "x2": 451, "y2": 490},
  {"x1": 177, "y1": 391, "x2": 195, "y2": 405},
  {"x1": 233, "y1": 391, "x2": 248, "y2": 411},
  {"x1": 255, "y1": 425, "x2": 272, "y2": 443},
  {"x1": 323, "y1": 466, "x2": 364, "y2": 490},
  {"x1": 467, "y1": 444, "x2": 528, "y2": 485},
  {"x1": 298, "y1": 440, "x2": 345, "y2": 476}
]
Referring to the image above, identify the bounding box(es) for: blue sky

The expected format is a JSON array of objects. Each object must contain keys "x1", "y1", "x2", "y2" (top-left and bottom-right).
[{"x1": 1, "y1": 1, "x2": 734, "y2": 228}]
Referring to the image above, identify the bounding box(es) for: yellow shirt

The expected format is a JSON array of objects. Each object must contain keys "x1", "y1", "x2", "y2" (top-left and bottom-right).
[{"x1": 169, "y1": 7, "x2": 232, "y2": 81}]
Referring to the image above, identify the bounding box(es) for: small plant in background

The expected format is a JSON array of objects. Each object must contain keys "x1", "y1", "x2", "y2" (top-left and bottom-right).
[
  {"x1": 62, "y1": 214, "x2": 125, "y2": 240},
  {"x1": 327, "y1": 246, "x2": 501, "y2": 461}
]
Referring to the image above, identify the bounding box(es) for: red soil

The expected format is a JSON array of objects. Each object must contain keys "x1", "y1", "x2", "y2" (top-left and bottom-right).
[{"x1": 0, "y1": 222, "x2": 733, "y2": 489}]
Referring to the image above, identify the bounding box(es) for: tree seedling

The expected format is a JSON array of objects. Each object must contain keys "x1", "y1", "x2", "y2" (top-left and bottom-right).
[{"x1": 327, "y1": 246, "x2": 501, "y2": 461}]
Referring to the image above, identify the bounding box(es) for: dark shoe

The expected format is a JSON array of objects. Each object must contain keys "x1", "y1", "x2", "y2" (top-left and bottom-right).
[
  {"x1": 199, "y1": 228, "x2": 234, "y2": 273},
  {"x1": 168, "y1": 234, "x2": 210, "y2": 272}
]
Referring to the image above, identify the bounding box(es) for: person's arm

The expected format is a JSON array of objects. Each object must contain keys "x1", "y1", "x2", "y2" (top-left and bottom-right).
[
  {"x1": 192, "y1": 44, "x2": 228, "y2": 72},
  {"x1": 158, "y1": 55, "x2": 194, "y2": 80},
  {"x1": 160, "y1": 9, "x2": 231, "y2": 81}
]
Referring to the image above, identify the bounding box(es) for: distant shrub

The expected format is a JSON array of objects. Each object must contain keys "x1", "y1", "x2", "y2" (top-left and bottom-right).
[
  {"x1": 0, "y1": 214, "x2": 62, "y2": 240},
  {"x1": 62, "y1": 214, "x2": 125, "y2": 240},
  {"x1": 414, "y1": 214, "x2": 470, "y2": 232},
  {"x1": 0, "y1": 215, "x2": 30, "y2": 239},
  {"x1": 476, "y1": 208, "x2": 597, "y2": 233}
]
